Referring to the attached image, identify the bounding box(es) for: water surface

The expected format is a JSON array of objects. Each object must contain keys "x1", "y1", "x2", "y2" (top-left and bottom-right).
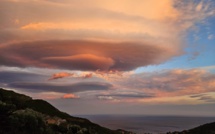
[{"x1": 77, "y1": 115, "x2": 215, "y2": 134}]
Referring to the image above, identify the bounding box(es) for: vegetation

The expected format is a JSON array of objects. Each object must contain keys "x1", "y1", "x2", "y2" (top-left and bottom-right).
[
  {"x1": 167, "y1": 122, "x2": 215, "y2": 134},
  {"x1": 25, "y1": 99, "x2": 71, "y2": 119},
  {"x1": 0, "y1": 88, "x2": 134, "y2": 134},
  {"x1": 2, "y1": 88, "x2": 214, "y2": 134}
]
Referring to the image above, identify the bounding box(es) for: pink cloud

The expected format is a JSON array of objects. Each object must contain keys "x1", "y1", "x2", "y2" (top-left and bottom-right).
[
  {"x1": 0, "y1": 40, "x2": 181, "y2": 71},
  {"x1": 43, "y1": 54, "x2": 115, "y2": 71},
  {"x1": 62, "y1": 93, "x2": 79, "y2": 99},
  {"x1": 48, "y1": 72, "x2": 74, "y2": 80},
  {"x1": 122, "y1": 69, "x2": 215, "y2": 97}
]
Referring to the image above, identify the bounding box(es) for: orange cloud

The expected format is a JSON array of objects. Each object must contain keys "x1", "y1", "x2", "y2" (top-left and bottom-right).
[
  {"x1": 1, "y1": 0, "x2": 214, "y2": 44},
  {"x1": 62, "y1": 93, "x2": 79, "y2": 99},
  {"x1": 48, "y1": 72, "x2": 74, "y2": 80},
  {"x1": 19, "y1": 0, "x2": 179, "y2": 39},
  {"x1": 17, "y1": 0, "x2": 214, "y2": 40}
]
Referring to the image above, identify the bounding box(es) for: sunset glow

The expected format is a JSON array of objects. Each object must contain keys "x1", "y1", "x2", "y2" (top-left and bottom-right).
[{"x1": 1, "y1": 0, "x2": 215, "y2": 116}]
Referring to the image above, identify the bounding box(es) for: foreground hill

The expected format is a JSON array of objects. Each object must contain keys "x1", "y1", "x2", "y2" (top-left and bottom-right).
[
  {"x1": 0, "y1": 88, "x2": 134, "y2": 134},
  {"x1": 167, "y1": 121, "x2": 215, "y2": 134}
]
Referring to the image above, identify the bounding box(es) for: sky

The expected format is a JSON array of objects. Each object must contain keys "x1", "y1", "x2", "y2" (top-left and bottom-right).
[{"x1": 0, "y1": 0, "x2": 215, "y2": 116}]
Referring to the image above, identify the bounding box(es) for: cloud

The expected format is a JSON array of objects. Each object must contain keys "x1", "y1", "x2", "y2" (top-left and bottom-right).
[
  {"x1": 62, "y1": 93, "x2": 79, "y2": 99},
  {"x1": 95, "y1": 70, "x2": 123, "y2": 77},
  {"x1": 0, "y1": 0, "x2": 215, "y2": 108},
  {"x1": 189, "y1": 51, "x2": 200, "y2": 60},
  {"x1": 97, "y1": 93, "x2": 153, "y2": 100},
  {"x1": 190, "y1": 94, "x2": 206, "y2": 98},
  {"x1": 8, "y1": 82, "x2": 113, "y2": 93},
  {"x1": 190, "y1": 94, "x2": 215, "y2": 103},
  {"x1": 82, "y1": 73, "x2": 93, "y2": 79},
  {"x1": 121, "y1": 69, "x2": 215, "y2": 97},
  {"x1": 98, "y1": 96, "x2": 114, "y2": 100},
  {"x1": 208, "y1": 34, "x2": 215, "y2": 40},
  {"x1": 0, "y1": 0, "x2": 179, "y2": 38},
  {"x1": 1, "y1": 0, "x2": 214, "y2": 73},
  {"x1": 0, "y1": 71, "x2": 46, "y2": 84},
  {"x1": 96, "y1": 89, "x2": 154, "y2": 102},
  {"x1": 199, "y1": 65, "x2": 215, "y2": 71},
  {"x1": 47, "y1": 70, "x2": 127, "y2": 81},
  {"x1": 198, "y1": 96, "x2": 215, "y2": 102},
  {"x1": 175, "y1": 0, "x2": 215, "y2": 29},
  {"x1": 48, "y1": 72, "x2": 93, "y2": 80},
  {"x1": 48, "y1": 72, "x2": 74, "y2": 80},
  {"x1": 1, "y1": 0, "x2": 214, "y2": 44},
  {"x1": 43, "y1": 53, "x2": 115, "y2": 71},
  {"x1": 0, "y1": 40, "x2": 180, "y2": 71}
]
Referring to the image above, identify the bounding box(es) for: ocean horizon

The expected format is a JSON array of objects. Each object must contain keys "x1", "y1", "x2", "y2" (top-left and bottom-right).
[{"x1": 76, "y1": 115, "x2": 215, "y2": 134}]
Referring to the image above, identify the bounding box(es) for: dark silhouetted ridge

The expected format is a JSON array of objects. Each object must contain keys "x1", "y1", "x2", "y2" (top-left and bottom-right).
[
  {"x1": 0, "y1": 88, "x2": 134, "y2": 134},
  {"x1": 25, "y1": 99, "x2": 71, "y2": 119},
  {"x1": 167, "y1": 121, "x2": 215, "y2": 134}
]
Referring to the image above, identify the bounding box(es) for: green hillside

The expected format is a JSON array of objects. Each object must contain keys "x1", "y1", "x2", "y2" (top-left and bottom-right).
[{"x1": 0, "y1": 88, "x2": 134, "y2": 134}]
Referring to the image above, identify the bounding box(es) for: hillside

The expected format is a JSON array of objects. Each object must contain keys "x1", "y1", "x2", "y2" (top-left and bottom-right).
[
  {"x1": 167, "y1": 122, "x2": 215, "y2": 134},
  {"x1": 0, "y1": 88, "x2": 134, "y2": 134}
]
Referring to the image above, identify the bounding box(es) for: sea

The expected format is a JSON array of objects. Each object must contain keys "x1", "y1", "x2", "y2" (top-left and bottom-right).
[{"x1": 76, "y1": 115, "x2": 215, "y2": 134}]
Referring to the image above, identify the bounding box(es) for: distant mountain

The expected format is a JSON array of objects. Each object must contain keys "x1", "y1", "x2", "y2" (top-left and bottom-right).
[
  {"x1": 0, "y1": 88, "x2": 134, "y2": 134},
  {"x1": 167, "y1": 121, "x2": 215, "y2": 134}
]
